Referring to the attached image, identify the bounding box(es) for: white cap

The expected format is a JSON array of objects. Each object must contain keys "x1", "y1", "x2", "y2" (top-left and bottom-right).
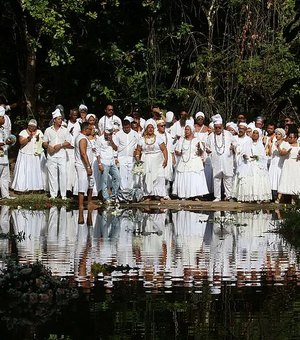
[
  {"x1": 226, "y1": 122, "x2": 238, "y2": 133},
  {"x1": 52, "y1": 108, "x2": 62, "y2": 119},
  {"x1": 211, "y1": 114, "x2": 223, "y2": 125},
  {"x1": 0, "y1": 107, "x2": 5, "y2": 117},
  {"x1": 79, "y1": 104, "x2": 88, "y2": 112},
  {"x1": 165, "y1": 111, "x2": 174, "y2": 123},
  {"x1": 28, "y1": 119, "x2": 37, "y2": 126},
  {"x1": 124, "y1": 116, "x2": 134, "y2": 123},
  {"x1": 195, "y1": 111, "x2": 205, "y2": 120},
  {"x1": 238, "y1": 122, "x2": 247, "y2": 128}
]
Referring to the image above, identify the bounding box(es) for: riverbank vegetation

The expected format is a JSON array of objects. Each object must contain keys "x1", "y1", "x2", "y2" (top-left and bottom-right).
[{"x1": 0, "y1": 0, "x2": 299, "y2": 125}]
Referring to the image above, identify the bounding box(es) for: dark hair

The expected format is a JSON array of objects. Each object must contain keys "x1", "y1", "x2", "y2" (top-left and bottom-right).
[
  {"x1": 81, "y1": 122, "x2": 90, "y2": 131},
  {"x1": 123, "y1": 119, "x2": 131, "y2": 126},
  {"x1": 287, "y1": 123, "x2": 298, "y2": 135}
]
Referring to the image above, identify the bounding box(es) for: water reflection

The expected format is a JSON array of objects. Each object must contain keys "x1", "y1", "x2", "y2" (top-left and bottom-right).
[{"x1": 1, "y1": 206, "x2": 299, "y2": 290}]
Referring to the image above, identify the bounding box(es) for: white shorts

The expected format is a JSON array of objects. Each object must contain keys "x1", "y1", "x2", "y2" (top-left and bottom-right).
[{"x1": 75, "y1": 166, "x2": 94, "y2": 194}]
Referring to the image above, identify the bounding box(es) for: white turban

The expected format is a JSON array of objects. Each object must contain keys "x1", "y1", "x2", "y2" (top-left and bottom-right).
[
  {"x1": 195, "y1": 111, "x2": 205, "y2": 120},
  {"x1": 145, "y1": 118, "x2": 157, "y2": 130},
  {"x1": 209, "y1": 122, "x2": 214, "y2": 129},
  {"x1": 247, "y1": 122, "x2": 256, "y2": 131},
  {"x1": 238, "y1": 122, "x2": 248, "y2": 128},
  {"x1": 0, "y1": 107, "x2": 5, "y2": 117},
  {"x1": 124, "y1": 116, "x2": 134, "y2": 123},
  {"x1": 165, "y1": 111, "x2": 174, "y2": 123},
  {"x1": 185, "y1": 122, "x2": 195, "y2": 133},
  {"x1": 79, "y1": 104, "x2": 88, "y2": 112},
  {"x1": 211, "y1": 114, "x2": 223, "y2": 125},
  {"x1": 275, "y1": 128, "x2": 286, "y2": 138},
  {"x1": 86, "y1": 114, "x2": 96, "y2": 121},
  {"x1": 52, "y1": 108, "x2": 62, "y2": 119}
]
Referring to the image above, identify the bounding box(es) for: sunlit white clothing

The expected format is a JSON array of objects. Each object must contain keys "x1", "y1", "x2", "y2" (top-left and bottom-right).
[
  {"x1": 268, "y1": 141, "x2": 289, "y2": 191},
  {"x1": 98, "y1": 115, "x2": 122, "y2": 135}
]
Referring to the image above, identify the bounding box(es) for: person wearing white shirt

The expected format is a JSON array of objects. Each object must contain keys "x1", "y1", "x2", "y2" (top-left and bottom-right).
[
  {"x1": 206, "y1": 114, "x2": 236, "y2": 201},
  {"x1": 98, "y1": 104, "x2": 122, "y2": 135},
  {"x1": 43, "y1": 109, "x2": 72, "y2": 199},
  {"x1": 66, "y1": 108, "x2": 81, "y2": 193},
  {"x1": 95, "y1": 129, "x2": 121, "y2": 203},
  {"x1": 114, "y1": 119, "x2": 139, "y2": 191},
  {"x1": 0, "y1": 107, "x2": 15, "y2": 198}
]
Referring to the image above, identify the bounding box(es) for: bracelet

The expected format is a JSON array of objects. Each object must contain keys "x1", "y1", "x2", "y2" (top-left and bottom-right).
[{"x1": 87, "y1": 166, "x2": 91, "y2": 169}]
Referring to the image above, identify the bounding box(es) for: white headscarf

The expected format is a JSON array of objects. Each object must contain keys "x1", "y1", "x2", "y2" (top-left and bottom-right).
[
  {"x1": 52, "y1": 108, "x2": 62, "y2": 119},
  {"x1": 86, "y1": 113, "x2": 96, "y2": 121},
  {"x1": 211, "y1": 114, "x2": 223, "y2": 125},
  {"x1": 195, "y1": 111, "x2": 205, "y2": 120},
  {"x1": 165, "y1": 111, "x2": 174, "y2": 123},
  {"x1": 145, "y1": 118, "x2": 157, "y2": 130}
]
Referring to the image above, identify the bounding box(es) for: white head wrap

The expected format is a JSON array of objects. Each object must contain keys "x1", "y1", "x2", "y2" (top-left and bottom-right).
[
  {"x1": 253, "y1": 127, "x2": 262, "y2": 138},
  {"x1": 275, "y1": 128, "x2": 286, "y2": 138},
  {"x1": 195, "y1": 111, "x2": 205, "y2": 120},
  {"x1": 247, "y1": 122, "x2": 255, "y2": 131},
  {"x1": 79, "y1": 104, "x2": 88, "y2": 112},
  {"x1": 28, "y1": 119, "x2": 37, "y2": 127},
  {"x1": 209, "y1": 122, "x2": 214, "y2": 129},
  {"x1": 165, "y1": 111, "x2": 174, "y2": 123},
  {"x1": 86, "y1": 114, "x2": 96, "y2": 121},
  {"x1": 124, "y1": 116, "x2": 134, "y2": 123},
  {"x1": 52, "y1": 108, "x2": 62, "y2": 119},
  {"x1": 226, "y1": 122, "x2": 238, "y2": 133},
  {"x1": 238, "y1": 122, "x2": 247, "y2": 128},
  {"x1": 0, "y1": 107, "x2": 5, "y2": 117},
  {"x1": 211, "y1": 114, "x2": 223, "y2": 125},
  {"x1": 145, "y1": 118, "x2": 157, "y2": 130},
  {"x1": 185, "y1": 122, "x2": 195, "y2": 133}
]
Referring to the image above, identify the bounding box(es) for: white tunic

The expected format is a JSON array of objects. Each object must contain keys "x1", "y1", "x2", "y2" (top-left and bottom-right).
[{"x1": 207, "y1": 130, "x2": 236, "y2": 177}]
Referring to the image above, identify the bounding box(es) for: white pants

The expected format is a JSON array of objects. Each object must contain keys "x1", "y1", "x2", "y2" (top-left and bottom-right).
[
  {"x1": 47, "y1": 157, "x2": 67, "y2": 198},
  {"x1": 119, "y1": 162, "x2": 134, "y2": 190},
  {"x1": 0, "y1": 164, "x2": 10, "y2": 198},
  {"x1": 213, "y1": 172, "x2": 233, "y2": 199},
  {"x1": 66, "y1": 149, "x2": 75, "y2": 192}
]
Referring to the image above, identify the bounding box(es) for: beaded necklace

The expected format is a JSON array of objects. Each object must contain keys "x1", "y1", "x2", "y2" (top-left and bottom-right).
[
  {"x1": 214, "y1": 132, "x2": 225, "y2": 155},
  {"x1": 144, "y1": 134, "x2": 156, "y2": 145},
  {"x1": 181, "y1": 138, "x2": 192, "y2": 163}
]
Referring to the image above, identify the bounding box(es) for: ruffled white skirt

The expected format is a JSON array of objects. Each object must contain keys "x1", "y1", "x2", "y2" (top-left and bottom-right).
[{"x1": 11, "y1": 152, "x2": 47, "y2": 191}]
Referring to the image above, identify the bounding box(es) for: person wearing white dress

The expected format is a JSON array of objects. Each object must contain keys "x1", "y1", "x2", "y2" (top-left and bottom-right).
[
  {"x1": 114, "y1": 118, "x2": 139, "y2": 191},
  {"x1": 173, "y1": 124, "x2": 208, "y2": 199},
  {"x1": 12, "y1": 119, "x2": 47, "y2": 192},
  {"x1": 278, "y1": 131, "x2": 300, "y2": 204},
  {"x1": 135, "y1": 120, "x2": 168, "y2": 201},
  {"x1": 234, "y1": 127, "x2": 272, "y2": 202},
  {"x1": 98, "y1": 104, "x2": 122, "y2": 135},
  {"x1": 206, "y1": 114, "x2": 236, "y2": 201},
  {"x1": 43, "y1": 109, "x2": 72, "y2": 199},
  {"x1": 268, "y1": 128, "x2": 289, "y2": 202}
]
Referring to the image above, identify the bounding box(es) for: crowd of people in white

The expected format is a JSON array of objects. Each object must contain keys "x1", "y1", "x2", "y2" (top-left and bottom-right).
[{"x1": 1, "y1": 102, "x2": 300, "y2": 205}]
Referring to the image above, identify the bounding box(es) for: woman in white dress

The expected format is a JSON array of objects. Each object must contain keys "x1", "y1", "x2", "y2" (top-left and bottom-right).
[
  {"x1": 278, "y1": 131, "x2": 300, "y2": 203},
  {"x1": 173, "y1": 125, "x2": 208, "y2": 200},
  {"x1": 136, "y1": 120, "x2": 168, "y2": 201},
  {"x1": 268, "y1": 128, "x2": 289, "y2": 202},
  {"x1": 233, "y1": 127, "x2": 271, "y2": 202},
  {"x1": 11, "y1": 119, "x2": 46, "y2": 192}
]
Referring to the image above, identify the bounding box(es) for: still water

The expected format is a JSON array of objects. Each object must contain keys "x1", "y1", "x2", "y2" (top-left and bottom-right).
[{"x1": 1, "y1": 206, "x2": 300, "y2": 339}]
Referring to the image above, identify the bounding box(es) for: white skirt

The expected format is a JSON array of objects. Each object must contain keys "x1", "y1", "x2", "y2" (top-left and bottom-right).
[
  {"x1": 232, "y1": 164, "x2": 271, "y2": 202},
  {"x1": 173, "y1": 170, "x2": 208, "y2": 198},
  {"x1": 278, "y1": 158, "x2": 300, "y2": 194},
  {"x1": 11, "y1": 152, "x2": 47, "y2": 191},
  {"x1": 268, "y1": 156, "x2": 283, "y2": 191}
]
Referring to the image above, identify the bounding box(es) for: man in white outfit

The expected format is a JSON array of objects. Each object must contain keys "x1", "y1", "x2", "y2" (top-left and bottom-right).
[
  {"x1": 74, "y1": 122, "x2": 94, "y2": 209},
  {"x1": 207, "y1": 114, "x2": 236, "y2": 201},
  {"x1": 0, "y1": 107, "x2": 14, "y2": 199},
  {"x1": 43, "y1": 108, "x2": 72, "y2": 199},
  {"x1": 114, "y1": 118, "x2": 139, "y2": 191},
  {"x1": 98, "y1": 104, "x2": 122, "y2": 135}
]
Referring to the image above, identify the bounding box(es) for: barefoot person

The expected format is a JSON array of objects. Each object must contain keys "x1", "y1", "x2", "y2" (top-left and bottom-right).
[{"x1": 74, "y1": 122, "x2": 95, "y2": 209}]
